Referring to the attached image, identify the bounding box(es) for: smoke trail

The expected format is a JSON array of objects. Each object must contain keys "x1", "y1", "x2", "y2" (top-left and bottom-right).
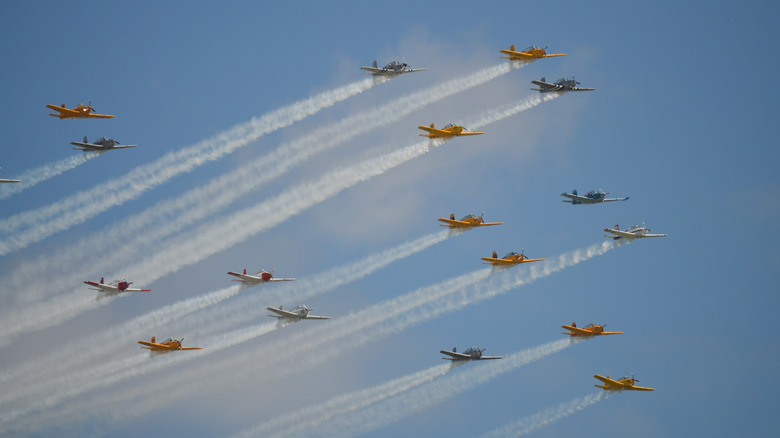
[
  {"x1": 0, "y1": 61, "x2": 521, "y2": 307},
  {"x1": 0, "y1": 78, "x2": 378, "y2": 255},
  {"x1": 0, "y1": 231, "x2": 456, "y2": 413},
  {"x1": 283, "y1": 339, "x2": 582, "y2": 438},
  {"x1": 233, "y1": 364, "x2": 452, "y2": 438},
  {"x1": 480, "y1": 392, "x2": 609, "y2": 438},
  {"x1": 0, "y1": 153, "x2": 99, "y2": 200}
]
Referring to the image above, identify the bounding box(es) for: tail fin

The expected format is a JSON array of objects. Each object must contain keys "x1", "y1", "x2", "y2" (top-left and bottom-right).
[
  {"x1": 509, "y1": 44, "x2": 515, "y2": 51},
  {"x1": 372, "y1": 60, "x2": 377, "y2": 68},
  {"x1": 151, "y1": 336, "x2": 156, "y2": 343}
]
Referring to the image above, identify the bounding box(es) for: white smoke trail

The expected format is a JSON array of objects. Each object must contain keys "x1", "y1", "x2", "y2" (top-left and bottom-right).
[
  {"x1": 281, "y1": 339, "x2": 582, "y2": 438},
  {"x1": 0, "y1": 61, "x2": 521, "y2": 307},
  {"x1": 24, "y1": 241, "x2": 618, "y2": 435},
  {"x1": 480, "y1": 392, "x2": 609, "y2": 438},
  {"x1": 0, "y1": 153, "x2": 99, "y2": 200},
  {"x1": 233, "y1": 364, "x2": 452, "y2": 438},
  {"x1": 0, "y1": 230, "x2": 456, "y2": 414},
  {"x1": 0, "y1": 78, "x2": 378, "y2": 255}
]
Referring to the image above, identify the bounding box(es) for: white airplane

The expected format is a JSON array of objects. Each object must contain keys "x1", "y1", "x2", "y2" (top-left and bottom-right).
[
  {"x1": 531, "y1": 76, "x2": 595, "y2": 93},
  {"x1": 561, "y1": 189, "x2": 629, "y2": 205},
  {"x1": 0, "y1": 167, "x2": 20, "y2": 183},
  {"x1": 71, "y1": 136, "x2": 137, "y2": 152},
  {"x1": 360, "y1": 60, "x2": 427, "y2": 77},
  {"x1": 227, "y1": 268, "x2": 294, "y2": 284},
  {"x1": 440, "y1": 347, "x2": 502, "y2": 361},
  {"x1": 266, "y1": 305, "x2": 330, "y2": 321},
  {"x1": 84, "y1": 277, "x2": 151, "y2": 294},
  {"x1": 604, "y1": 223, "x2": 667, "y2": 240}
]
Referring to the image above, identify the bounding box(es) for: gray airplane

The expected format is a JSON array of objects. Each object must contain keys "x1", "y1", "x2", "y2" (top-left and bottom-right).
[
  {"x1": 266, "y1": 305, "x2": 330, "y2": 321},
  {"x1": 70, "y1": 136, "x2": 137, "y2": 152},
  {"x1": 360, "y1": 60, "x2": 427, "y2": 77},
  {"x1": 561, "y1": 189, "x2": 629, "y2": 205},
  {"x1": 531, "y1": 76, "x2": 595, "y2": 93},
  {"x1": 440, "y1": 347, "x2": 502, "y2": 361}
]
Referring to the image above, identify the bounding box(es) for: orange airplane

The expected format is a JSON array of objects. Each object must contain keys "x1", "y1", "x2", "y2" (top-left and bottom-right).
[
  {"x1": 46, "y1": 102, "x2": 114, "y2": 119},
  {"x1": 562, "y1": 322, "x2": 623, "y2": 337},
  {"x1": 481, "y1": 250, "x2": 545, "y2": 266},
  {"x1": 138, "y1": 336, "x2": 202, "y2": 353},
  {"x1": 500, "y1": 44, "x2": 566, "y2": 61},
  {"x1": 594, "y1": 374, "x2": 655, "y2": 391},
  {"x1": 438, "y1": 213, "x2": 503, "y2": 229},
  {"x1": 418, "y1": 123, "x2": 483, "y2": 138}
]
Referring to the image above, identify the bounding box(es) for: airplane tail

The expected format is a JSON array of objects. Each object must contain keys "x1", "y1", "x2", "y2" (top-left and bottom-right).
[
  {"x1": 509, "y1": 44, "x2": 515, "y2": 51},
  {"x1": 372, "y1": 60, "x2": 377, "y2": 68},
  {"x1": 151, "y1": 336, "x2": 156, "y2": 344}
]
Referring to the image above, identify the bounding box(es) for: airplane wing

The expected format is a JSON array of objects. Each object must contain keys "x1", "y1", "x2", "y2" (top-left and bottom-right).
[
  {"x1": 440, "y1": 350, "x2": 472, "y2": 360},
  {"x1": 601, "y1": 197, "x2": 629, "y2": 202},
  {"x1": 70, "y1": 141, "x2": 137, "y2": 150},
  {"x1": 0, "y1": 178, "x2": 21, "y2": 183},
  {"x1": 455, "y1": 131, "x2": 484, "y2": 136},
  {"x1": 360, "y1": 66, "x2": 384, "y2": 75},
  {"x1": 561, "y1": 325, "x2": 592, "y2": 336},
  {"x1": 122, "y1": 287, "x2": 152, "y2": 292},
  {"x1": 560, "y1": 193, "x2": 588, "y2": 204},
  {"x1": 543, "y1": 53, "x2": 566, "y2": 58},
  {"x1": 178, "y1": 346, "x2": 203, "y2": 350},
  {"x1": 641, "y1": 233, "x2": 668, "y2": 238},
  {"x1": 418, "y1": 126, "x2": 448, "y2": 137},
  {"x1": 47, "y1": 104, "x2": 78, "y2": 118},
  {"x1": 626, "y1": 384, "x2": 655, "y2": 391},
  {"x1": 521, "y1": 257, "x2": 546, "y2": 263},
  {"x1": 499, "y1": 49, "x2": 532, "y2": 59},
  {"x1": 83, "y1": 281, "x2": 116, "y2": 292},
  {"x1": 481, "y1": 257, "x2": 513, "y2": 265},
  {"x1": 84, "y1": 113, "x2": 115, "y2": 118},
  {"x1": 305, "y1": 314, "x2": 330, "y2": 320},
  {"x1": 604, "y1": 228, "x2": 637, "y2": 240},
  {"x1": 138, "y1": 340, "x2": 171, "y2": 350},
  {"x1": 227, "y1": 271, "x2": 257, "y2": 283},
  {"x1": 266, "y1": 307, "x2": 297, "y2": 318},
  {"x1": 571, "y1": 86, "x2": 596, "y2": 92},
  {"x1": 267, "y1": 277, "x2": 295, "y2": 282},
  {"x1": 593, "y1": 374, "x2": 624, "y2": 390}
]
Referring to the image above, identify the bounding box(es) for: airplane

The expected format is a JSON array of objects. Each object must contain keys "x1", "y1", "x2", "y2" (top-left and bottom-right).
[
  {"x1": 440, "y1": 347, "x2": 502, "y2": 361},
  {"x1": 562, "y1": 322, "x2": 623, "y2": 337},
  {"x1": 500, "y1": 44, "x2": 566, "y2": 61},
  {"x1": 227, "y1": 268, "x2": 294, "y2": 284},
  {"x1": 531, "y1": 76, "x2": 595, "y2": 93},
  {"x1": 266, "y1": 305, "x2": 330, "y2": 321},
  {"x1": 138, "y1": 336, "x2": 202, "y2": 353},
  {"x1": 0, "y1": 167, "x2": 20, "y2": 183},
  {"x1": 418, "y1": 123, "x2": 484, "y2": 138},
  {"x1": 84, "y1": 277, "x2": 151, "y2": 294},
  {"x1": 70, "y1": 136, "x2": 137, "y2": 152},
  {"x1": 46, "y1": 102, "x2": 115, "y2": 119},
  {"x1": 594, "y1": 374, "x2": 655, "y2": 391},
  {"x1": 481, "y1": 250, "x2": 546, "y2": 266},
  {"x1": 438, "y1": 213, "x2": 503, "y2": 229},
  {"x1": 360, "y1": 60, "x2": 427, "y2": 76},
  {"x1": 604, "y1": 223, "x2": 667, "y2": 240},
  {"x1": 561, "y1": 189, "x2": 629, "y2": 205}
]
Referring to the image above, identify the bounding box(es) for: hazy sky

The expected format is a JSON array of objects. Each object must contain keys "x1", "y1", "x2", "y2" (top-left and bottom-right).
[{"x1": 1, "y1": 1, "x2": 778, "y2": 437}]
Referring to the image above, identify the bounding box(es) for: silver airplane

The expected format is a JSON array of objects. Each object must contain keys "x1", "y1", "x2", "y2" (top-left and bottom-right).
[
  {"x1": 561, "y1": 189, "x2": 629, "y2": 205},
  {"x1": 360, "y1": 60, "x2": 427, "y2": 77},
  {"x1": 531, "y1": 76, "x2": 595, "y2": 93},
  {"x1": 440, "y1": 347, "x2": 502, "y2": 361},
  {"x1": 604, "y1": 223, "x2": 667, "y2": 240},
  {"x1": 0, "y1": 167, "x2": 20, "y2": 183},
  {"x1": 266, "y1": 304, "x2": 330, "y2": 321},
  {"x1": 70, "y1": 136, "x2": 137, "y2": 152}
]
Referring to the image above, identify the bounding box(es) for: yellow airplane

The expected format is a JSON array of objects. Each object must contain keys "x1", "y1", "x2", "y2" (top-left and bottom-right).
[
  {"x1": 500, "y1": 44, "x2": 566, "y2": 61},
  {"x1": 46, "y1": 102, "x2": 114, "y2": 119},
  {"x1": 418, "y1": 123, "x2": 483, "y2": 138},
  {"x1": 481, "y1": 250, "x2": 545, "y2": 266},
  {"x1": 438, "y1": 213, "x2": 503, "y2": 229},
  {"x1": 562, "y1": 322, "x2": 623, "y2": 337},
  {"x1": 138, "y1": 336, "x2": 202, "y2": 353},
  {"x1": 594, "y1": 374, "x2": 655, "y2": 391}
]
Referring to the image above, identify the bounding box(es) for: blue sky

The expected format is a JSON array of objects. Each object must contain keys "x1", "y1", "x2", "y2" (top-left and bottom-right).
[{"x1": 1, "y1": 1, "x2": 778, "y2": 436}]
